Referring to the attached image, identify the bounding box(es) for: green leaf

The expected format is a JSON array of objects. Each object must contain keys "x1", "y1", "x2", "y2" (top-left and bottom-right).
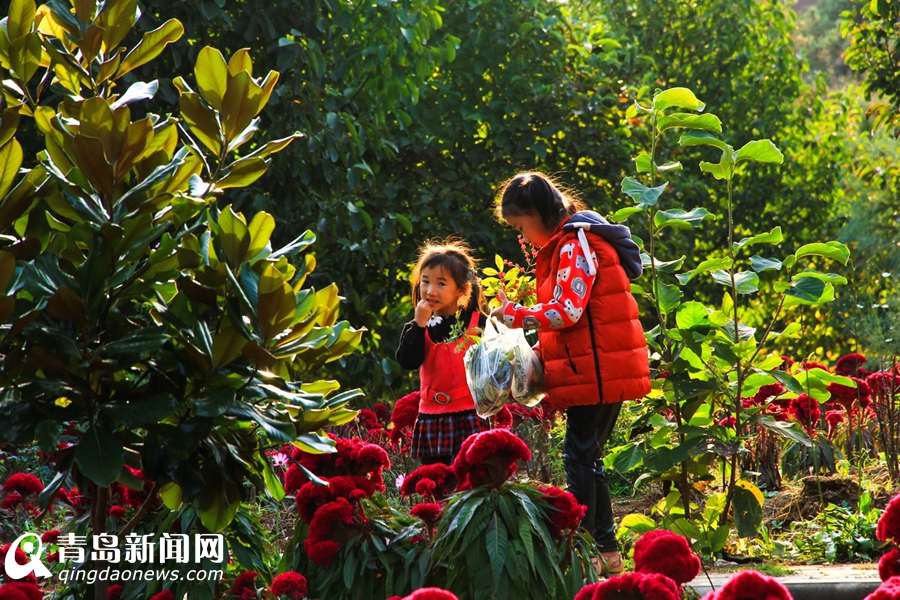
[
  {"x1": 102, "y1": 394, "x2": 178, "y2": 427},
  {"x1": 654, "y1": 207, "x2": 713, "y2": 229},
  {"x1": 783, "y1": 277, "x2": 834, "y2": 307},
  {"x1": 733, "y1": 227, "x2": 783, "y2": 251},
  {"x1": 634, "y1": 153, "x2": 681, "y2": 173},
  {"x1": 676, "y1": 301, "x2": 711, "y2": 330},
  {"x1": 485, "y1": 515, "x2": 508, "y2": 593},
  {"x1": 9, "y1": 0, "x2": 37, "y2": 40},
  {"x1": 610, "y1": 442, "x2": 645, "y2": 472},
  {"x1": 750, "y1": 414, "x2": 812, "y2": 446},
  {"x1": 712, "y1": 270, "x2": 759, "y2": 294},
  {"x1": 99, "y1": 327, "x2": 168, "y2": 358},
  {"x1": 0, "y1": 140, "x2": 24, "y2": 199},
  {"x1": 75, "y1": 427, "x2": 125, "y2": 487},
  {"x1": 734, "y1": 139, "x2": 784, "y2": 165},
  {"x1": 159, "y1": 482, "x2": 183, "y2": 510},
  {"x1": 793, "y1": 271, "x2": 848, "y2": 285},
  {"x1": 262, "y1": 456, "x2": 286, "y2": 502},
  {"x1": 118, "y1": 19, "x2": 184, "y2": 78},
  {"x1": 749, "y1": 256, "x2": 782, "y2": 273},
  {"x1": 793, "y1": 241, "x2": 851, "y2": 265},
  {"x1": 678, "y1": 130, "x2": 727, "y2": 150},
  {"x1": 676, "y1": 257, "x2": 732, "y2": 285},
  {"x1": 657, "y1": 113, "x2": 722, "y2": 133},
  {"x1": 619, "y1": 513, "x2": 656, "y2": 534},
  {"x1": 217, "y1": 157, "x2": 269, "y2": 189},
  {"x1": 199, "y1": 490, "x2": 240, "y2": 533},
  {"x1": 195, "y1": 47, "x2": 228, "y2": 110},
  {"x1": 621, "y1": 177, "x2": 667, "y2": 207},
  {"x1": 610, "y1": 207, "x2": 645, "y2": 223},
  {"x1": 655, "y1": 280, "x2": 682, "y2": 315},
  {"x1": 652, "y1": 87, "x2": 705, "y2": 112},
  {"x1": 293, "y1": 431, "x2": 337, "y2": 454}
]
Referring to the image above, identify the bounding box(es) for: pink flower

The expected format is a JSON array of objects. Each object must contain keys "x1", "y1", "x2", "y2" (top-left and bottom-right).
[
  {"x1": 574, "y1": 572, "x2": 680, "y2": 600},
  {"x1": 877, "y1": 494, "x2": 900, "y2": 544},
  {"x1": 3, "y1": 473, "x2": 43, "y2": 496},
  {"x1": 270, "y1": 571, "x2": 308, "y2": 599},
  {"x1": 452, "y1": 429, "x2": 532, "y2": 488},
  {"x1": 708, "y1": 569, "x2": 791, "y2": 600},
  {"x1": 880, "y1": 549, "x2": 900, "y2": 582},
  {"x1": 538, "y1": 485, "x2": 585, "y2": 536},
  {"x1": 632, "y1": 529, "x2": 701, "y2": 586}
]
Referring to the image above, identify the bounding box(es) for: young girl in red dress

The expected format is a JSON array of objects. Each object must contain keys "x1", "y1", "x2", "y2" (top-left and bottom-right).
[{"x1": 396, "y1": 239, "x2": 490, "y2": 465}]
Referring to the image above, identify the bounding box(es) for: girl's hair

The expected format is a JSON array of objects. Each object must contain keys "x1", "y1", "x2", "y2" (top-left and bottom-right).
[
  {"x1": 410, "y1": 237, "x2": 487, "y2": 314},
  {"x1": 495, "y1": 171, "x2": 587, "y2": 229}
]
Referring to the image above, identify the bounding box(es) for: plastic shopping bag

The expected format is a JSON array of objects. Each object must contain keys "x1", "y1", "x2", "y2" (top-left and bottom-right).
[{"x1": 464, "y1": 319, "x2": 546, "y2": 418}]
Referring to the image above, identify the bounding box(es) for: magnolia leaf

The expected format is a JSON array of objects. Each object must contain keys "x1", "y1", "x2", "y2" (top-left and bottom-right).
[
  {"x1": 734, "y1": 139, "x2": 784, "y2": 165},
  {"x1": 195, "y1": 46, "x2": 228, "y2": 110},
  {"x1": 216, "y1": 156, "x2": 269, "y2": 189},
  {"x1": 111, "y1": 80, "x2": 158, "y2": 109},
  {"x1": 118, "y1": 19, "x2": 184, "y2": 78},
  {"x1": 750, "y1": 414, "x2": 812, "y2": 446},
  {"x1": 0, "y1": 140, "x2": 23, "y2": 199},
  {"x1": 75, "y1": 427, "x2": 125, "y2": 487},
  {"x1": 179, "y1": 92, "x2": 222, "y2": 155},
  {"x1": 159, "y1": 482, "x2": 183, "y2": 510},
  {"x1": 652, "y1": 87, "x2": 705, "y2": 112}
]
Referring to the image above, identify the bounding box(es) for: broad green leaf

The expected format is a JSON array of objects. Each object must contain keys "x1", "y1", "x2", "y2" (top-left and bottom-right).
[
  {"x1": 783, "y1": 277, "x2": 834, "y2": 307},
  {"x1": 199, "y1": 490, "x2": 240, "y2": 533},
  {"x1": 179, "y1": 92, "x2": 222, "y2": 155},
  {"x1": 102, "y1": 395, "x2": 178, "y2": 427},
  {"x1": 654, "y1": 207, "x2": 713, "y2": 229},
  {"x1": 0, "y1": 140, "x2": 23, "y2": 199},
  {"x1": 195, "y1": 46, "x2": 228, "y2": 110},
  {"x1": 712, "y1": 269, "x2": 759, "y2": 294},
  {"x1": 75, "y1": 427, "x2": 125, "y2": 487},
  {"x1": 678, "y1": 130, "x2": 727, "y2": 150},
  {"x1": 621, "y1": 177, "x2": 667, "y2": 207},
  {"x1": 634, "y1": 153, "x2": 682, "y2": 173},
  {"x1": 655, "y1": 280, "x2": 682, "y2": 315},
  {"x1": 222, "y1": 70, "x2": 261, "y2": 139},
  {"x1": 793, "y1": 241, "x2": 851, "y2": 265},
  {"x1": 159, "y1": 482, "x2": 183, "y2": 510},
  {"x1": 218, "y1": 205, "x2": 251, "y2": 268},
  {"x1": 733, "y1": 227, "x2": 783, "y2": 251},
  {"x1": 652, "y1": 87, "x2": 705, "y2": 112},
  {"x1": 699, "y1": 160, "x2": 733, "y2": 181},
  {"x1": 262, "y1": 455, "x2": 286, "y2": 501},
  {"x1": 609, "y1": 442, "x2": 645, "y2": 472},
  {"x1": 293, "y1": 431, "x2": 337, "y2": 454},
  {"x1": 610, "y1": 207, "x2": 645, "y2": 223},
  {"x1": 657, "y1": 113, "x2": 722, "y2": 133},
  {"x1": 217, "y1": 156, "x2": 269, "y2": 189},
  {"x1": 770, "y1": 322, "x2": 802, "y2": 338},
  {"x1": 749, "y1": 255, "x2": 782, "y2": 273},
  {"x1": 9, "y1": 0, "x2": 37, "y2": 40},
  {"x1": 733, "y1": 484, "x2": 763, "y2": 538},
  {"x1": 118, "y1": 19, "x2": 184, "y2": 78},
  {"x1": 96, "y1": 0, "x2": 138, "y2": 50},
  {"x1": 676, "y1": 257, "x2": 732, "y2": 285},
  {"x1": 618, "y1": 513, "x2": 656, "y2": 534},
  {"x1": 245, "y1": 211, "x2": 275, "y2": 262},
  {"x1": 734, "y1": 139, "x2": 784, "y2": 165},
  {"x1": 793, "y1": 271, "x2": 848, "y2": 285},
  {"x1": 676, "y1": 301, "x2": 711, "y2": 330},
  {"x1": 750, "y1": 414, "x2": 812, "y2": 446},
  {"x1": 241, "y1": 133, "x2": 303, "y2": 162}
]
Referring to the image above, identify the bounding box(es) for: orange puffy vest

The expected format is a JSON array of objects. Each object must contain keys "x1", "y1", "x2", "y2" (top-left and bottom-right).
[{"x1": 536, "y1": 221, "x2": 651, "y2": 408}]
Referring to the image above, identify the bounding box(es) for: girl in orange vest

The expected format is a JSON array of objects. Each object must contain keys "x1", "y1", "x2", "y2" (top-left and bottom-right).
[
  {"x1": 396, "y1": 239, "x2": 490, "y2": 465},
  {"x1": 491, "y1": 172, "x2": 651, "y2": 576}
]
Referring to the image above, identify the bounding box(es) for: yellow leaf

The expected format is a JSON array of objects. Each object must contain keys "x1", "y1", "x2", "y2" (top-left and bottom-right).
[
  {"x1": 55, "y1": 396, "x2": 72, "y2": 407},
  {"x1": 212, "y1": 325, "x2": 247, "y2": 368},
  {"x1": 118, "y1": 19, "x2": 184, "y2": 79},
  {"x1": 246, "y1": 211, "x2": 275, "y2": 261},
  {"x1": 218, "y1": 205, "x2": 250, "y2": 268},
  {"x1": 195, "y1": 46, "x2": 228, "y2": 110}
]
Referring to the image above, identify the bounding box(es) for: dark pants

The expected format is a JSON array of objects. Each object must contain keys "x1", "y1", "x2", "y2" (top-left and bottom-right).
[{"x1": 564, "y1": 402, "x2": 622, "y2": 552}]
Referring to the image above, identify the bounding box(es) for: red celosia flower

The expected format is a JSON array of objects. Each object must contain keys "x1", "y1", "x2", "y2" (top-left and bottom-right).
[
  {"x1": 632, "y1": 529, "x2": 702, "y2": 586},
  {"x1": 880, "y1": 549, "x2": 900, "y2": 582},
  {"x1": 397, "y1": 588, "x2": 459, "y2": 600},
  {"x1": 149, "y1": 591, "x2": 175, "y2": 600},
  {"x1": 40, "y1": 530, "x2": 60, "y2": 545},
  {"x1": 391, "y1": 392, "x2": 421, "y2": 443},
  {"x1": 453, "y1": 429, "x2": 532, "y2": 488},
  {"x1": 779, "y1": 356, "x2": 795, "y2": 370},
  {"x1": 789, "y1": 394, "x2": 820, "y2": 434},
  {"x1": 0, "y1": 582, "x2": 43, "y2": 600},
  {"x1": 828, "y1": 378, "x2": 871, "y2": 411},
  {"x1": 0, "y1": 543, "x2": 29, "y2": 580},
  {"x1": 835, "y1": 353, "x2": 867, "y2": 377},
  {"x1": 410, "y1": 502, "x2": 443, "y2": 528},
  {"x1": 538, "y1": 485, "x2": 585, "y2": 536},
  {"x1": 46, "y1": 553, "x2": 58, "y2": 563},
  {"x1": 108, "y1": 585, "x2": 123, "y2": 600},
  {"x1": 752, "y1": 383, "x2": 785, "y2": 406},
  {"x1": 304, "y1": 498, "x2": 357, "y2": 567},
  {"x1": 357, "y1": 409, "x2": 383, "y2": 431},
  {"x1": 287, "y1": 436, "x2": 390, "y2": 494},
  {"x1": 877, "y1": 494, "x2": 900, "y2": 544},
  {"x1": 492, "y1": 405, "x2": 512, "y2": 429},
  {"x1": 868, "y1": 372, "x2": 900, "y2": 404},
  {"x1": 401, "y1": 464, "x2": 459, "y2": 501},
  {"x1": 717, "y1": 415, "x2": 736, "y2": 428},
  {"x1": 3, "y1": 473, "x2": 43, "y2": 496},
  {"x1": 1, "y1": 494, "x2": 23, "y2": 511},
  {"x1": 295, "y1": 475, "x2": 374, "y2": 523},
  {"x1": 121, "y1": 466, "x2": 154, "y2": 509},
  {"x1": 866, "y1": 576, "x2": 900, "y2": 600},
  {"x1": 270, "y1": 571, "x2": 308, "y2": 599},
  {"x1": 108, "y1": 505, "x2": 127, "y2": 521},
  {"x1": 574, "y1": 572, "x2": 680, "y2": 600},
  {"x1": 800, "y1": 361, "x2": 830, "y2": 372},
  {"x1": 230, "y1": 571, "x2": 258, "y2": 598},
  {"x1": 372, "y1": 403, "x2": 391, "y2": 425},
  {"x1": 709, "y1": 569, "x2": 792, "y2": 600},
  {"x1": 825, "y1": 410, "x2": 844, "y2": 435},
  {"x1": 66, "y1": 488, "x2": 90, "y2": 508}
]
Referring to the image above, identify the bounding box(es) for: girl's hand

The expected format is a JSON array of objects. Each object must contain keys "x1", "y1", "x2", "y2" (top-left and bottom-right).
[
  {"x1": 489, "y1": 288, "x2": 511, "y2": 320},
  {"x1": 414, "y1": 299, "x2": 433, "y2": 327}
]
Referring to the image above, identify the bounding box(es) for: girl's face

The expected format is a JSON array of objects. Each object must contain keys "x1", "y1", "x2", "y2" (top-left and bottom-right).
[
  {"x1": 505, "y1": 211, "x2": 554, "y2": 247},
  {"x1": 419, "y1": 265, "x2": 467, "y2": 316}
]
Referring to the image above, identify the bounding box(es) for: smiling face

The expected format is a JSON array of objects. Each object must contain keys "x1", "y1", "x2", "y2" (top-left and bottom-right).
[
  {"x1": 505, "y1": 210, "x2": 554, "y2": 247},
  {"x1": 419, "y1": 265, "x2": 467, "y2": 316}
]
